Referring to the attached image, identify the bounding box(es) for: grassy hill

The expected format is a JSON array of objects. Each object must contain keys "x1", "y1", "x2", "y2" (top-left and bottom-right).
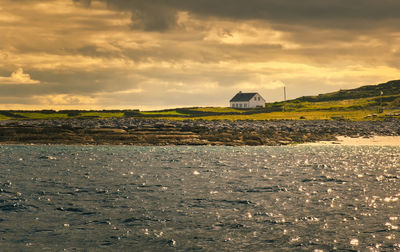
[
  {"x1": 266, "y1": 80, "x2": 400, "y2": 114},
  {"x1": 1, "y1": 80, "x2": 400, "y2": 121},
  {"x1": 294, "y1": 80, "x2": 400, "y2": 102}
]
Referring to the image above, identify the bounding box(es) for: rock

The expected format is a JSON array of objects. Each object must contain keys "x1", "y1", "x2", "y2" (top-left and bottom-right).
[
  {"x1": 243, "y1": 139, "x2": 261, "y2": 146},
  {"x1": 86, "y1": 128, "x2": 127, "y2": 134},
  {"x1": 0, "y1": 118, "x2": 399, "y2": 146}
]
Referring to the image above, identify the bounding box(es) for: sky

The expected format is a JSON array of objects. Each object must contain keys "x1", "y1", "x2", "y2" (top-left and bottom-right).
[{"x1": 1, "y1": 0, "x2": 400, "y2": 110}]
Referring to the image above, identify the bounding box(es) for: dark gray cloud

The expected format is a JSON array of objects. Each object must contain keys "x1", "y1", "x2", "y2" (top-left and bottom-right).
[{"x1": 75, "y1": 0, "x2": 400, "y2": 31}]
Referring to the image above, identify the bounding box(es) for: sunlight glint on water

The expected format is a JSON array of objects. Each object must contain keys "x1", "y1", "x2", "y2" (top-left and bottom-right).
[{"x1": 0, "y1": 145, "x2": 399, "y2": 250}]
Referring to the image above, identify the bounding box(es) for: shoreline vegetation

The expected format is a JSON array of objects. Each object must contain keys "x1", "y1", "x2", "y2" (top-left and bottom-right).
[{"x1": 1, "y1": 80, "x2": 400, "y2": 146}]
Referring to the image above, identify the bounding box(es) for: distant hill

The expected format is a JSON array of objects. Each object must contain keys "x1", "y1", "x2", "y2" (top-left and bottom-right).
[{"x1": 294, "y1": 80, "x2": 400, "y2": 102}]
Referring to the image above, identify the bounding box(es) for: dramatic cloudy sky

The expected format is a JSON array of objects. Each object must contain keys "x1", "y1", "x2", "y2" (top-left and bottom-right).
[{"x1": 1, "y1": 0, "x2": 400, "y2": 110}]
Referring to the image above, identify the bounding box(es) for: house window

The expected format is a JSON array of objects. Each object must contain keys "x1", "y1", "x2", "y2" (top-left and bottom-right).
[{"x1": 239, "y1": 104, "x2": 242, "y2": 108}]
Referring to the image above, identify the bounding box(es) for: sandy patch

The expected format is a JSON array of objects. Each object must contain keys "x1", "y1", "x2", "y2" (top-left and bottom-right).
[{"x1": 306, "y1": 136, "x2": 400, "y2": 146}]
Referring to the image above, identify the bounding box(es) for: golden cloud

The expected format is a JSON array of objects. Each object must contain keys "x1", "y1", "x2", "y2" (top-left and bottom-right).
[
  {"x1": 0, "y1": 0, "x2": 399, "y2": 109},
  {"x1": 0, "y1": 68, "x2": 40, "y2": 84}
]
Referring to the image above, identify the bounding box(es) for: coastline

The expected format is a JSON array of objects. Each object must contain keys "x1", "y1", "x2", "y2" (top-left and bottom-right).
[
  {"x1": 304, "y1": 135, "x2": 400, "y2": 146},
  {"x1": 0, "y1": 118, "x2": 399, "y2": 146}
]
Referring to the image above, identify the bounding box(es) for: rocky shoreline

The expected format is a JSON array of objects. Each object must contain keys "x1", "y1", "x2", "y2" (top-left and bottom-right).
[{"x1": 0, "y1": 118, "x2": 399, "y2": 146}]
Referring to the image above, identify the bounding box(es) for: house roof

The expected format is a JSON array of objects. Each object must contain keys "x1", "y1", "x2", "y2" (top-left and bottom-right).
[{"x1": 230, "y1": 92, "x2": 258, "y2": 102}]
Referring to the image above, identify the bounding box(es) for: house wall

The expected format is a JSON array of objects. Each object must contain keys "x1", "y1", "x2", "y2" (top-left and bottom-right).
[
  {"x1": 248, "y1": 94, "x2": 266, "y2": 108},
  {"x1": 230, "y1": 102, "x2": 250, "y2": 108},
  {"x1": 230, "y1": 94, "x2": 265, "y2": 108}
]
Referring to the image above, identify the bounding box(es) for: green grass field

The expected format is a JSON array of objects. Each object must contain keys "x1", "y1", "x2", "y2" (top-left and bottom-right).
[
  {"x1": 1, "y1": 104, "x2": 399, "y2": 121},
  {"x1": 0, "y1": 114, "x2": 11, "y2": 120},
  {"x1": 79, "y1": 112, "x2": 125, "y2": 118},
  {"x1": 278, "y1": 95, "x2": 400, "y2": 112},
  {"x1": 13, "y1": 112, "x2": 69, "y2": 119},
  {"x1": 140, "y1": 111, "x2": 186, "y2": 116},
  {"x1": 190, "y1": 107, "x2": 246, "y2": 113},
  {"x1": 154, "y1": 109, "x2": 399, "y2": 121}
]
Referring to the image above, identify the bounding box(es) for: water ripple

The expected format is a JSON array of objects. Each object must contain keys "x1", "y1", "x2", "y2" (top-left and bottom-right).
[{"x1": 0, "y1": 145, "x2": 399, "y2": 250}]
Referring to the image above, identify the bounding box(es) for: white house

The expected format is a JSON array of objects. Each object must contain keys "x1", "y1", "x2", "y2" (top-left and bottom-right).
[{"x1": 229, "y1": 91, "x2": 266, "y2": 108}]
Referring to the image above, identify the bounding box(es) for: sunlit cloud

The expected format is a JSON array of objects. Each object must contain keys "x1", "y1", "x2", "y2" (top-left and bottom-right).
[
  {"x1": 0, "y1": 68, "x2": 40, "y2": 85},
  {"x1": 33, "y1": 94, "x2": 97, "y2": 107}
]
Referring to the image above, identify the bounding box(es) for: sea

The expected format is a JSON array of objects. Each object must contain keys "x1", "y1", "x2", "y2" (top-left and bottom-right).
[{"x1": 1, "y1": 144, "x2": 399, "y2": 251}]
